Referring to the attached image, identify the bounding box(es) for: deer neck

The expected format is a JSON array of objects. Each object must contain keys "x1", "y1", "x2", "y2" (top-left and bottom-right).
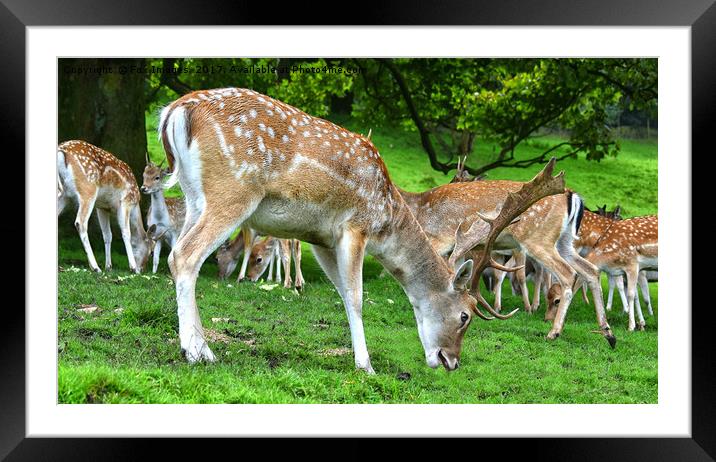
[
  {"x1": 371, "y1": 193, "x2": 452, "y2": 303},
  {"x1": 129, "y1": 204, "x2": 147, "y2": 240},
  {"x1": 149, "y1": 189, "x2": 170, "y2": 222}
]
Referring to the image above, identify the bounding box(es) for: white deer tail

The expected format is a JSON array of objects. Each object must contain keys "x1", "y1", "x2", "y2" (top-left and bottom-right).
[{"x1": 158, "y1": 104, "x2": 188, "y2": 190}]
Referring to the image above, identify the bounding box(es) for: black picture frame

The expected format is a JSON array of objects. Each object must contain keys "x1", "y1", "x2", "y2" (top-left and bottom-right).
[{"x1": 8, "y1": 0, "x2": 710, "y2": 459}]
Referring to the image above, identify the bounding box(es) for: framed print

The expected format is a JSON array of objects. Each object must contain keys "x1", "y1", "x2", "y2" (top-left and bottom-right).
[{"x1": 8, "y1": 0, "x2": 713, "y2": 458}]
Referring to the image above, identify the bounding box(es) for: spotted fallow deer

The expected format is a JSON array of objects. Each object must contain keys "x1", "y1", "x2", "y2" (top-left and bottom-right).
[
  {"x1": 246, "y1": 236, "x2": 305, "y2": 289},
  {"x1": 583, "y1": 215, "x2": 658, "y2": 331},
  {"x1": 141, "y1": 156, "x2": 187, "y2": 273},
  {"x1": 157, "y1": 87, "x2": 556, "y2": 371},
  {"x1": 57, "y1": 140, "x2": 154, "y2": 273},
  {"x1": 578, "y1": 206, "x2": 655, "y2": 315},
  {"x1": 399, "y1": 172, "x2": 617, "y2": 347}
]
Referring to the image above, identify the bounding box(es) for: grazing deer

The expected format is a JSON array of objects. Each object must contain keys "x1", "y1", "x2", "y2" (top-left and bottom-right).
[
  {"x1": 399, "y1": 175, "x2": 617, "y2": 347},
  {"x1": 582, "y1": 215, "x2": 658, "y2": 331},
  {"x1": 216, "y1": 229, "x2": 247, "y2": 280},
  {"x1": 574, "y1": 209, "x2": 655, "y2": 315},
  {"x1": 246, "y1": 236, "x2": 304, "y2": 289},
  {"x1": 141, "y1": 155, "x2": 187, "y2": 273},
  {"x1": 57, "y1": 140, "x2": 154, "y2": 273},
  {"x1": 157, "y1": 88, "x2": 555, "y2": 371}
]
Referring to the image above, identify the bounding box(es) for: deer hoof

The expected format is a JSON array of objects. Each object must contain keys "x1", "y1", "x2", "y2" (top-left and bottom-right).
[
  {"x1": 546, "y1": 331, "x2": 560, "y2": 340},
  {"x1": 181, "y1": 344, "x2": 216, "y2": 363},
  {"x1": 358, "y1": 364, "x2": 376, "y2": 375},
  {"x1": 105, "y1": 264, "x2": 112, "y2": 272}
]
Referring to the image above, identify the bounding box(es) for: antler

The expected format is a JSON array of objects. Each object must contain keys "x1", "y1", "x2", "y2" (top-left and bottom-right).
[
  {"x1": 448, "y1": 157, "x2": 566, "y2": 320},
  {"x1": 145, "y1": 151, "x2": 151, "y2": 165},
  {"x1": 366, "y1": 128, "x2": 372, "y2": 140}
]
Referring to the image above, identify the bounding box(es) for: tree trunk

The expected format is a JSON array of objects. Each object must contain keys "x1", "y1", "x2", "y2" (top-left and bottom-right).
[{"x1": 59, "y1": 58, "x2": 147, "y2": 187}]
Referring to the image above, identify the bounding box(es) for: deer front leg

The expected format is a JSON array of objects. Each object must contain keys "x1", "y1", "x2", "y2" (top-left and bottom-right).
[
  {"x1": 237, "y1": 227, "x2": 254, "y2": 282},
  {"x1": 267, "y1": 248, "x2": 275, "y2": 282},
  {"x1": 117, "y1": 203, "x2": 139, "y2": 274},
  {"x1": 313, "y1": 234, "x2": 374, "y2": 374},
  {"x1": 530, "y1": 261, "x2": 544, "y2": 312},
  {"x1": 513, "y1": 251, "x2": 531, "y2": 312},
  {"x1": 75, "y1": 193, "x2": 101, "y2": 272},
  {"x1": 152, "y1": 240, "x2": 162, "y2": 274},
  {"x1": 279, "y1": 240, "x2": 293, "y2": 289},
  {"x1": 96, "y1": 208, "x2": 113, "y2": 271},
  {"x1": 489, "y1": 263, "x2": 509, "y2": 312},
  {"x1": 616, "y1": 275, "x2": 630, "y2": 314},
  {"x1": 606, "y1": 274, "x2": 616, "y2": 311},
  {"x1": 292, "y1": 240, "x2": 305, "y2": 290}
]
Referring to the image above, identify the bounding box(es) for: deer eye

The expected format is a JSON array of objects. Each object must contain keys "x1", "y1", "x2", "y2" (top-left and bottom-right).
[
  {"x1": 256, "y1": 257, "x2": 263, "y2": 263},
  {"x1": 554, "y1": 299, "x2": 560, "y2": 306},
  {"x1": 155, "y1": 176, "x2": 160, "y2": 180},
  {"x1": 460, "y1": 312, "x2": 469, "y2": 326}
]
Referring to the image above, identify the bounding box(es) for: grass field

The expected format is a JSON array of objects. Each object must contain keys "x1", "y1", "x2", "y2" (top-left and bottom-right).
[{"x1": 57, "y1": 114, "x2": 658, "y2": 404}]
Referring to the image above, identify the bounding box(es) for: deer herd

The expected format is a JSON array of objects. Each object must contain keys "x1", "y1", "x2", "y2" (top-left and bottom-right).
[{"x1": 57, "y1": 88, "x2": 658, "y2": 373}]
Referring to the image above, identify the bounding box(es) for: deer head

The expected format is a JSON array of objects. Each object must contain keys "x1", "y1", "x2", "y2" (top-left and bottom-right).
[
  {"x1": 133, "y1": 223, "x2": 166, "y2": 272},
  {"x1": 545, "y1": 283, "x2": 562, "y2": 322},
  {"x1": 141, "y1": 154, "x2": 169, "y2": 194},
  {"x1": 446, "y1": 157, "x2": 566, "y2": 320},
  {"x1": 247, "y1": 236, "x2": 277, "y2": 282}
]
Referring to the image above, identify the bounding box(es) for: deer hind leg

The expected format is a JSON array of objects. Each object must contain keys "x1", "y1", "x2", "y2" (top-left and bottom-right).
[
  {"x1": 237, "y1": 227, "x2": 255, "y2": 282},
  {"x1": 169, "y1": 202, "x2": 256, "y2": 363},
  {"x1": 528, "y1": 248, "x2": 576, "y2": 339},
  {"x1": 75, "y1": 190, "x2": 100, "y2": 272},
  {"x1": 563, "y1": 250, "x2": 615, "y2": 347},
  {"x1": 639, "y1": 271, "x2": 653, "y2": 315},
  {"x1": 292, "y1": 240, "x2": 305, "y2": 290},
  {"x1": 314, "y1": 230, "x2": 373, "y2": 374},
  {"x1": 267, "y1": 247, "x2": 275, "y2": 282},
  {"x1": 279, "y1": 240, "x2": 293, "y2": 289},
  {"x1": 57, "y1": 187, "x2": 68, "y2": 218},
  {"x1": 96, "y1": 208, "x2": 113, "y2": 272},
  {"x1": 623, "y1": 266, "x2": 643, "y2": 331}
]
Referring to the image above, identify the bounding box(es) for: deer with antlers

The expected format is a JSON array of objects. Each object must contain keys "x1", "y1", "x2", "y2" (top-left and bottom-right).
[
  {"x1": 156, "y1": 88, "x2": 559, "y2": 371},
  {"x1": 57, "y1": 140, "x2": 155, "y2": 273},
  {"x1": 399, "y1": 167, "x2": 617, "y2": 347},
  {"x1": 141, "y1": 155, "x2": 187, "y2": 273}
]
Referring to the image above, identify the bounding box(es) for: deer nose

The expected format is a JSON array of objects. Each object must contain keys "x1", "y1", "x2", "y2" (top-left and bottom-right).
[
  {"x1": 140, "y1": 186, "x2": 147, "y2": 193},
  {"x1": 437, "y1": 349, "x2": 459, "y2": 371}
]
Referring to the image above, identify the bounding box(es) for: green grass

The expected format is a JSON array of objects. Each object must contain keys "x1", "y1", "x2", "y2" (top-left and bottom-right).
[{"x1": 57, "y1": 114, "x2": 658, "y2": 404}]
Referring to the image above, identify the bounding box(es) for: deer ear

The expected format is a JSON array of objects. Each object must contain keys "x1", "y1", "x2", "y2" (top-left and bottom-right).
[{"x1": 452, "y1": 259, "x2": 474, "y2": 291}]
